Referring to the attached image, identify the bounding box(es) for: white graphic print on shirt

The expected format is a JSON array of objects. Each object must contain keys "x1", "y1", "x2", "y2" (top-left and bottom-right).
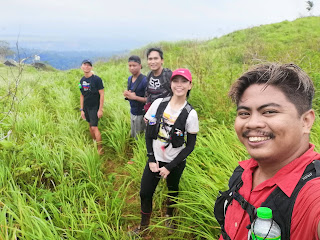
[
  {"x1": 82, "y1": 81, "x2": 90, "y2": 91},
  {"x1": 149, "y1": 77, "x2": 161, "y2": 89},
  {"x1": 158, "y1": 112, "x2": 177, "y2": 143}
]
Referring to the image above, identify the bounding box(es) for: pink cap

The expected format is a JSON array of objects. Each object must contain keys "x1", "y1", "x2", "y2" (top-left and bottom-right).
[{"x1": 170, "y1": 68, "x2": 192, "y2": 83}]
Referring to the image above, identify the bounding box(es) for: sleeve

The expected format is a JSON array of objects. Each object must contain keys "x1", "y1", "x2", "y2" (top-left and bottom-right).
[
  {"x1": 186, "y1": 110, "x2": 199, "y2": 134},
  {"x1": 290, "y1": 178, "x2": 320, "y2": 240},
  {"x1": 164, "y1": 133, "x2": 197, "y2": 172},
  {"x1": 145, "y1": 133, "x2": 156, "y2": 163},
  {"x1": 145, "y1": 72, "x2": 151, "y2": 99},
  {"x1": 97, "y1": 76, "x2": 104, "y2": 90}
]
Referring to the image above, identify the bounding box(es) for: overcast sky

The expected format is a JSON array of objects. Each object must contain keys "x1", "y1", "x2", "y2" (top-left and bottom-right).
[{"x1": 1, "y1": 0, "x2": 319, "y2": 52}]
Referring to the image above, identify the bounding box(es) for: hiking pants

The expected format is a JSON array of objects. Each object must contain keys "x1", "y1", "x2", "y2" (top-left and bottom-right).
[{"x1": 140, "y1": 160, "x2": 186, "y2": 214}]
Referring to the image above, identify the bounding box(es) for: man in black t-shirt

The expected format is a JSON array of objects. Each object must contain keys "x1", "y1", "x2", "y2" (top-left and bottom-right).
[
  {"x1": 79, "y1": 59, "x2": 104, "y2": 154},
  {"x1": 144, "y1": 47, "x2": 172, "y2": 113}
]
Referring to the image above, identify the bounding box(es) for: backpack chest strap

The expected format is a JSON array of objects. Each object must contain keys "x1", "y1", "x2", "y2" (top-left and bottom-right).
[{"x1": 233, "y1": 191, "x2": 257, "y2": 224}]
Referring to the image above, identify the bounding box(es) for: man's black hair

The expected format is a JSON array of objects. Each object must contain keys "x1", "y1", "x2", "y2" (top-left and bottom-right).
[
  {"x1": 229, "y1": 63, "x2": 315, "y2": 116},
  {"x1": 146, "y1": 47, "x2": 164, "y2": 59}
]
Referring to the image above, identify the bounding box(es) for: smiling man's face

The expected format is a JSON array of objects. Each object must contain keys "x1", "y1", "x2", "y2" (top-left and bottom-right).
[{"x1": 234, "y1": 84, "x2": 310, "y2": 164}]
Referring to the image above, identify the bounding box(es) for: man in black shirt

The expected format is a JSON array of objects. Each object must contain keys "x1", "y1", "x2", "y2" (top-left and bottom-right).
[
  {"x1": 79, "y1": 59, "x2": 104, "y2": 154},
  {"x1": 144, "y1": 47, "x2": 172, "y2": 113}
]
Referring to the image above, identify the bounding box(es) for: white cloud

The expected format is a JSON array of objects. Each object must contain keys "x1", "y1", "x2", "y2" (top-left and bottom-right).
[{"x1": 1, "y1": 0, "x2": 318, "y2": 51}]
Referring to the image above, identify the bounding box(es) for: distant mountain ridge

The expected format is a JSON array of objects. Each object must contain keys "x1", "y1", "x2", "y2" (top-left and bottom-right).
[{"x1": 8, "y1": 49, "x2": 127, "y2": 70}]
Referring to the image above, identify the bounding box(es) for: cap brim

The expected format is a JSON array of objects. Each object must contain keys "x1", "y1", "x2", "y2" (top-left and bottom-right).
[{"x1": 171, "y1": 73, "x2": 192, "y2": 82}]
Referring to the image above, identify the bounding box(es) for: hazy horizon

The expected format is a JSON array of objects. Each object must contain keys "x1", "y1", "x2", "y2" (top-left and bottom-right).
[{"x1": 2, "y1": 0, "x2": 318, "y2": 53}]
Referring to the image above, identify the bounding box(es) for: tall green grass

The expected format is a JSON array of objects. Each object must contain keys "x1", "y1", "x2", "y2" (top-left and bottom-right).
[{"x1": 0, "y1": 16, "x2": 320, "y2": 239}]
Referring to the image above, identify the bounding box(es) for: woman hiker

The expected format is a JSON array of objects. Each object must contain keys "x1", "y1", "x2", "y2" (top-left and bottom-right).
[{"x1": 132, "y1": 68, "x2": 199, "y2": 235}]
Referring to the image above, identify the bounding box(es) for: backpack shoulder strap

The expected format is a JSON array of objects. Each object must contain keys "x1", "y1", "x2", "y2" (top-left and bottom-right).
[
  {"x1": 184, "y1": 102, "x2": 193, "y2": 113},
  {"x1": 172, "y1": 102, "x2": 193, "y2": 131},
  {"x1": 131, "y1": 74, "x2": 144, "y2": 92},
  {"x1": 229, "y1": 165, "x2": 244, "y2": 188},
  {"x1": 214, "y1": 165, "x2": 245, "y2": 240},
  {"x1": 314, "y1": 159, "x2": 320, "y2": 176},
  {"x1": 227, "y1": 166, "x2": 257, "y2": 224},
  {"x1": 146, "y1": 71, "x2": 152, "y2": 82},
  {"x1": 262, "y1": 160, "x2": 320, "y2": 240},
  {"x1": 127, "y1": 76, "x2": 133, "y2": 90},
  {"x1": 155, "y1": 97, "x2": 171, "y2": 119},
  {"x1": 145, "y1": 71, "x2": 153, "y2": 99},
  {"x1": 162, "y1": 68, "x2": 172, "y2": 92},
  {"x1": 163, "y1": 68, "x2": 172, "y2": 75}
]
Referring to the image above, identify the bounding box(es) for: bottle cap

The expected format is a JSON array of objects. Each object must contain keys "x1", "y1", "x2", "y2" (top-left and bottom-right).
[{"x1": 257, "y1": 207, "x2": 272, "y2": 219}]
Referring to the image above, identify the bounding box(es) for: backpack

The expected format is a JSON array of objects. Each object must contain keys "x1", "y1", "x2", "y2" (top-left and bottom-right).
[
  {"x1": 214, "y1": 160, "x2": 320, "y2": 240},
  {"x1": 127, "y1": 74, "x2": 145, "y2": 93},
  {"x1": 146, "y1": 68, "x2": 172, "y2": 103},
  {"x1": 146, "y1": 96, "x2": 193, "y2": 148}
]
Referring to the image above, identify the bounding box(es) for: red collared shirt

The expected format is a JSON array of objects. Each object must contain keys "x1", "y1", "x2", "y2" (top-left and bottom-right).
[{"x1": 219, "y1": 144, "x2": 320, "y2": 240}]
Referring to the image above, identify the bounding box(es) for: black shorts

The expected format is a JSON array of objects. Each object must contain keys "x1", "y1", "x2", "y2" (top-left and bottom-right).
[{"x1": 84, "y1": 106, "x2": 99, "y2": 127}]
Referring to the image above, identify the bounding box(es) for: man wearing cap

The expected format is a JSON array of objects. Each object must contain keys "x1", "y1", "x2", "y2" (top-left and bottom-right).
[
  {"x1": 123, "y1": 55, "x2": 148, "y2": 138},
  {"x1": 79, "y1": 59, "x2": 105, "y2": 154}
]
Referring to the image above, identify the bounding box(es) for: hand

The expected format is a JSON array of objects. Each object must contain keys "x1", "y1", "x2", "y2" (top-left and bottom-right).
[
  {"x1": 124, "y1": 90, "x2": 137, "y2": 100},
  {"x1": 81, "y1": 110, "x2": 86, "y2": 120},
  {"x1": 123, "y1": 90, "x2": 130, "y2": 98},
  {"x1": 149, "y1": 162, "x2": 159, "y2": 172},
  {"x1": 159, "y1": 167, "x2": 170, "y2": 179},
  {"x1": 97, "y1": 109, "x2": 103, "y2": 118}
]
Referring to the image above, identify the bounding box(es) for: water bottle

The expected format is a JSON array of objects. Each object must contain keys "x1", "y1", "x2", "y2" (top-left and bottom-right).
[
  {"x1": 149, "y1": 114, "x2": 157, "y2": 125},
  {"x1": 249, "y1": 207, "x2": 281, "y2": 240}
]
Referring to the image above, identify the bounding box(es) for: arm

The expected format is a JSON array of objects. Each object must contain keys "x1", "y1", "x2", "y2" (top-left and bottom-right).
[
  {"x1": 146, "y1": 133, "x2": 155, "y2": 163},
  {"x1": 146, "y1": 132, "x2": 159, "y2": 173},
  {"x1": 80, "y1": 94, "x2": 85, "y2": 120},
  {"x1": 144, "y1": 98, "x2": 163, "y2": 172},
  {"x1": 123, "y1": 90, "x2": 147, "y2": 103},
  {"x1": 163, "y1": 133, "x2": 197, "y2": 172},
  {"x1": 98, "y1": 89, "x2": 104, "y2": 118},
  {"x1": 318, "y1": 221, "x2": 320, "y2": 238},
  {"x1": 135, "y1": 96, "x2": 147, "y2": 103}
]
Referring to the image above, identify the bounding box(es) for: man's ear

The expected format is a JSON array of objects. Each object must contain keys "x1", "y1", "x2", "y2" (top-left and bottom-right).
[{"x1": 302, "y1": 109, "x2": 315, "y2": 134}]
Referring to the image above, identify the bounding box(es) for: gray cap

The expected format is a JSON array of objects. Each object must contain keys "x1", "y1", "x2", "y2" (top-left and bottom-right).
[{"x1": 81, "y1": 59, "x2": 93, "y2": 66}]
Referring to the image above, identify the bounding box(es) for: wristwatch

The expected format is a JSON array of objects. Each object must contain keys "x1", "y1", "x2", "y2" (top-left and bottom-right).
[{"x1": 80, "y1": 108, "x2": 83, "y2": 111}]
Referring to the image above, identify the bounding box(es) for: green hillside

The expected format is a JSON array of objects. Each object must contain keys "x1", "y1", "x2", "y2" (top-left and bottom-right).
[{"x1": 0, "y1": 16, "x2": 320, "y2": 239}]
